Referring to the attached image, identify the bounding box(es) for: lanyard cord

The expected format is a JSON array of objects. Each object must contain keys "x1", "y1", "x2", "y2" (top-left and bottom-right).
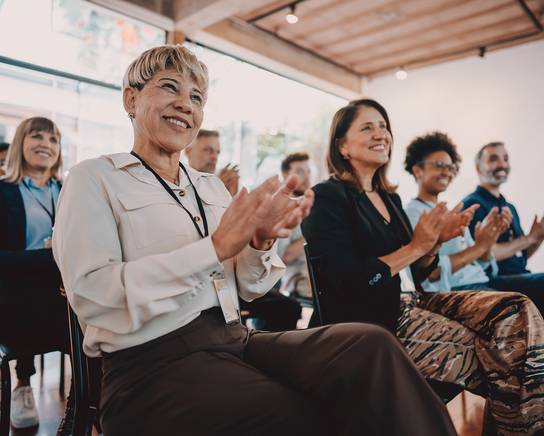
[
  {"x1": 21, "y1": 179, "x2": 56, "y2": 226},
  {"x1": 130, "y1": 151, "x2": 209, "y2": 239}
]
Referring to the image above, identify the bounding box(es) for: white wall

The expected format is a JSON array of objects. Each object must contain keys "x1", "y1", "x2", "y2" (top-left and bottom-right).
[{"x1": 365, "y1": 39, "x2": 544, "y2": 271}]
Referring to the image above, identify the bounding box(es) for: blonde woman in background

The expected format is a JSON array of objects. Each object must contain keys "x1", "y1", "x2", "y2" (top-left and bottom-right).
[{"x1": 0, "y1": 117, "x2": 69, "y2": 431}]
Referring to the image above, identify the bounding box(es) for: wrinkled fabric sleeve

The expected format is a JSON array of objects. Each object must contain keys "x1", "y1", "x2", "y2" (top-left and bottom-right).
[{"x1": 53, "y1": 162, "x2": 225, "y2": 334}]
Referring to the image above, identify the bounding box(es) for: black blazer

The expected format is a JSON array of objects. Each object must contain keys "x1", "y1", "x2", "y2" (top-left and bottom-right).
[
  {"x1": 0, "y1": 180, "x2": 61, "y2": 300},
  {"x1": 302, "y1": 178, "x2": 434, "y2": 332}
]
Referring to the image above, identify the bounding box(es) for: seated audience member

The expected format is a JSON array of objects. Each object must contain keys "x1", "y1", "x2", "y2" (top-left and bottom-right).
[
  {"x1": 0, "y1": 117, "x2": 70, "y2": 430},
  {"x1": 463, "y1": 142, "x2": 544, "y2": 281},
  {"x1": 277, "y1": 152, "x2": 312, "y2": 298},
  {"x1": 403, "y1": 132, "x2": 544, "y2": 313},
  {"x1": 53, "y1": 45, "x2": 456, "y2": 436},
  {"x1": 185, "y1": 128, "x2": 239, "y2": 195},
  {"x1": 302, "y1": 99, "x2": 544, "y2": 435},
  {"x1": 0, "y1": 141, "x2": 9, "y2": 176}
]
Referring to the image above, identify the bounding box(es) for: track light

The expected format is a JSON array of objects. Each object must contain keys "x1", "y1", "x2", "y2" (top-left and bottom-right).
[
  {"x1": 286, "y1": 5, "x2": 298, "y2": 24},
  {"x1": 395, "y1": 67, "x2": 407, "y2": 80}
]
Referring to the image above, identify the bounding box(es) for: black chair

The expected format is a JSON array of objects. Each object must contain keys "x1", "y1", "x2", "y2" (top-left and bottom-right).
[
  {"x1": 0, "y1": 343, "x2": 14, "y2": 435},
  {"x1": 65, "y1": 297, "x2": 101, "y2": 436},
  {"x1": 303, "y1": 244, "x2": 464, "y2": 404}
]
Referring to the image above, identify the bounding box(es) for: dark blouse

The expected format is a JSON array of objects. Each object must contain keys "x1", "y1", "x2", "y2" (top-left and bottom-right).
[{"x1": 302, "y1": 177, "x2": 434, "y2": 332}]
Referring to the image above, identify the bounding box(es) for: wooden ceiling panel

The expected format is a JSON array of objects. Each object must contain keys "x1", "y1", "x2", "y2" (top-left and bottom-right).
[
  {"x1": 316, "y1": 0, "x2": 498, "y2": 56},
  {"x1": 256, "y1": 0, "x2": 400, "y2": 48},
  {"x1": 338, "y1": 1, "x2": 525, "y2": 64},
  {"x1": 299, "y1": 0, "x2": 469, "y2": 50},
  {"x1": 117, "y1": 0, "x2": 544, "y2": 94},
  {"x1": 354, "y1": 16, "x2": 534, "y2": 75}
]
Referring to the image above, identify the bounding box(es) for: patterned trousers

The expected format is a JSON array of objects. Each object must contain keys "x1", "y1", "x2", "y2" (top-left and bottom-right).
[{"x1": 397, "y1": 291, "x2": 544, "y2": 436}]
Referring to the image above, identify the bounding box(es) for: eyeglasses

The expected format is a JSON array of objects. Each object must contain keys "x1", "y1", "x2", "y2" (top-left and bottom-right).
[{"x1": 419, "y1": 160, "x2": 459, "y2": 175}]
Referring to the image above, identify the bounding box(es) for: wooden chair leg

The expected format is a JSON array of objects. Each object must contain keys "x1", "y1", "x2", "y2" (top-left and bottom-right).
[
  {"x1": 0, "y1": 357, "x2": 12, "y2": 436},
  {"x1": 59, "y1": 353, "x2": 65, "y2": 399}
]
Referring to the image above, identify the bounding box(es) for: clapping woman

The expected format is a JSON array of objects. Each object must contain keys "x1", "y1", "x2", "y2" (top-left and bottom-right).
[
  {"x1": 0, "y1": 117, "x2": 69, "y2": 430},
  {"x1": 53, "y1": 45, "x2": 455, "y2": 436}
]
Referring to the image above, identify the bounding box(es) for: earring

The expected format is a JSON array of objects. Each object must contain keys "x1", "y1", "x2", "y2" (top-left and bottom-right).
[{"x1": 128, "y1": 112, "x2": 135, "y2": 120}]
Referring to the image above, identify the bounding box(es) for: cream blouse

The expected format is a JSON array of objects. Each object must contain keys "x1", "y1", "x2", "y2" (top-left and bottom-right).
[{"x1": 53, "y1": 153, "x2": 284, "y2": 356}]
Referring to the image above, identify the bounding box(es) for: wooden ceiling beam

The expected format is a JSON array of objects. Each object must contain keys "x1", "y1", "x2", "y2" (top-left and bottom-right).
[
  {"x1": 173, "y1": 0, "x2": 281, "y2": 35},
  {"x1": 192, "y1": 18, "x2": 363, "y2": 98}
]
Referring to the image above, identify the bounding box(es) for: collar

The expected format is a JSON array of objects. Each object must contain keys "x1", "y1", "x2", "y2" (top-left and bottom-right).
[
  {"x1": 21, "y1": 176, "x2": 58, "y2": 189},
  {"x1": 106, "y1": 152, "x2": 213, "y2": 189},
  {"x1": 476, "y1": 185, "x2": 505, "y2": 203}
]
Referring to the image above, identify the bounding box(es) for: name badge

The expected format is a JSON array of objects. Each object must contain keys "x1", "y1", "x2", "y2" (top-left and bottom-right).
[{"x1": 212, "y1": 273, "x2": 240, "y2": 324}]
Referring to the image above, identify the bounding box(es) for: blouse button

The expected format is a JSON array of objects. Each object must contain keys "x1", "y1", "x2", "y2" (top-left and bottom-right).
[{"x1": 178, "y1": 189, "x2": 186, "y2": 197}]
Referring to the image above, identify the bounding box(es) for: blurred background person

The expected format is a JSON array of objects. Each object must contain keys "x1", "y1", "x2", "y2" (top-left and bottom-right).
[
  {"x1": 185, "y1": 128, "x2": 239, "y2": 195},
  {"x1": 187, "y1": 130, "x2": 302, "y2": 330},
  {"x1": 404, "y1": 132, "x2": 544, "y2": 314},
  {"x1": 277, "y1": 152, "x2": 312, "y2": 299},
  {"x1": 462, "y1": 142, "x2": 544, "y2": 283},
  {"x1": 0, "y1": 117, "x2": 70, "y2": 431},
  {"x1": 0, "y1": 141, "x2": 9, "y2": 176}
]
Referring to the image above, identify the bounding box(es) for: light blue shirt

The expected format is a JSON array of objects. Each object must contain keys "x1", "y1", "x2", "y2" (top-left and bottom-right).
[
  {"x1": 404, "y1": 198, "x2": 496, "y2": 292},
  {"x1": 19, "y1": 177, "x2": 61, "y2": 250}
]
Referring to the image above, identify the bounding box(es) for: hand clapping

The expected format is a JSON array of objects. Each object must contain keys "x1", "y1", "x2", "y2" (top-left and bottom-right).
[
  {"x1": 211, "y1": 174, "x2": 314, "y2": 262},
  {"x1": 438, "y1": 203, "x2": 479, "y2": 243}
]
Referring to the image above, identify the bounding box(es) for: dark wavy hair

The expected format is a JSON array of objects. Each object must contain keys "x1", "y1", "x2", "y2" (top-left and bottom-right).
[
  {"x1": 327, "y1": 99, "x2": 396, "y2": 193},
  {"x1": 404, "y1": 131, "x2": 461, "y2": 177}
]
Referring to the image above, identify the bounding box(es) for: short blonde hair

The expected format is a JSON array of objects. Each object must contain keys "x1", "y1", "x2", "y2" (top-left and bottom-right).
[
  {"x1": 123, "y1": 44, "x2": 209, "y2": 99},
  {"x1": 4, "y1": 117, "x2": 63, "y2": 183}
]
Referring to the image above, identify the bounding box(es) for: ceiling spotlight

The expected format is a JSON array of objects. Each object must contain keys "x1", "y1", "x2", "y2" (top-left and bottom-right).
[
  {"x1": 286, "y1": 5, "x2": 299, "y2": 24},
  {"x1": 395, "y1": 67, "x2": 407, "y2": 80}
]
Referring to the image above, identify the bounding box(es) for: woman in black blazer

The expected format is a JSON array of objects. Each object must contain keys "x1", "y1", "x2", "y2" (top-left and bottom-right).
[
  {"x1": 0, "y1": 117, "x2": 69, "y2": 430},
  {"x1": 302, "y1": 99, "x2": 544, "y2": 435}
]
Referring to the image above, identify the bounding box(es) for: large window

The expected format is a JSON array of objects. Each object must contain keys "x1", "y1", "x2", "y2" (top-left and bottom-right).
[
  {"x1": 0, "y1": 0, "x2": 165, "y2": 85},
  {"x1": 0, "y1": 1, "x2": 346, "y2": 184}
]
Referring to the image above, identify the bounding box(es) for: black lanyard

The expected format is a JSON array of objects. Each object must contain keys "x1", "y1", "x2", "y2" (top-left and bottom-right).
[
  {"x1": 22, "y1": 179, "x2": 56, "y2": 226},
  {"x1": 130, "y1": 151, "x2": 209, "y2": 239}
]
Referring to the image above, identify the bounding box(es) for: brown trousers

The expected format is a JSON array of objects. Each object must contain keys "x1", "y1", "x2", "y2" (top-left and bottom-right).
[{"x1": 100, "y1": 308, "x2": 455, "y2": 436}]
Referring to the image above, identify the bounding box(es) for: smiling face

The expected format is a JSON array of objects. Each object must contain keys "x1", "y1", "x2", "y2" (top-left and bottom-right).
[
  {"x1": 477, "y1": 144, "x2": 510, "y2": 186},
  {"x1": 340, "y1": 106, "x2": 392, "y2": 171},
  {"x1": 124, "y1": 68, "x2": 205, "y2": 155},
  {"x1": 413, "y1": 150, "x2": 457, "y2": 196},
  {"x1": 22, "y1": 129, "x2": 61, "y2": 175}
]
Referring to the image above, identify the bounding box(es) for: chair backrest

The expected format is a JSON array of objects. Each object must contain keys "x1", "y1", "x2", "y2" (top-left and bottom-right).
[
  {"x1": 65, "y1": 297, "x2": 101, "y2": 435},
  {"x1": 303, "y1": 244, "x2": 324, "y2": 326}
]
